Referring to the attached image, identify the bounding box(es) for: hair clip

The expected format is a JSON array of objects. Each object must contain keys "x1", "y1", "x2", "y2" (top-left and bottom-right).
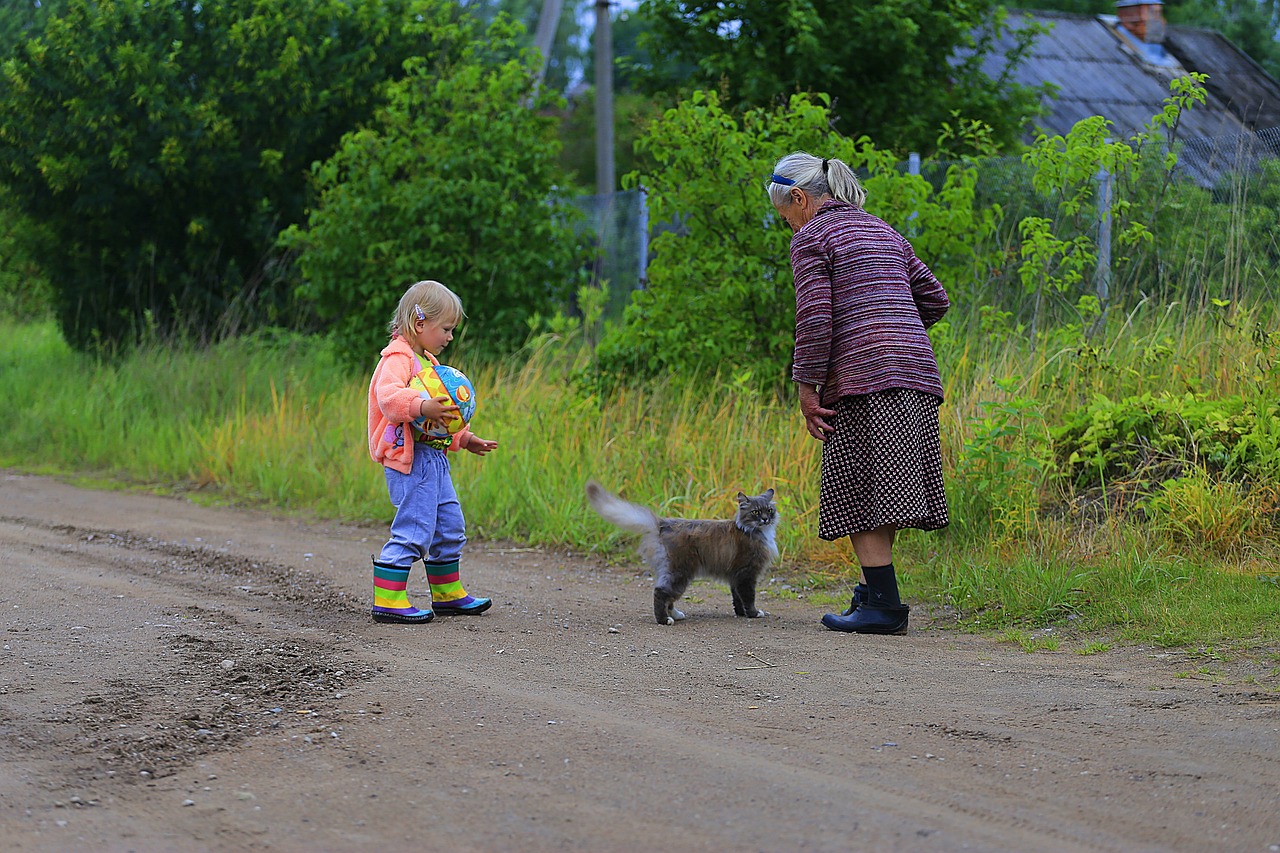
[
  {"x1": 413, "y1": 304, "x2": 426, "y2": 322},
  {"x1": 769, "y1": 173, "x2": 796, "y2": 186}
]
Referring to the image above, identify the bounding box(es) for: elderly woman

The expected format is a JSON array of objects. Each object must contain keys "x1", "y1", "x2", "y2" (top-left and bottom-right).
[{"x1": 768, "y1": 151, "x2": 950, "y2": 635}]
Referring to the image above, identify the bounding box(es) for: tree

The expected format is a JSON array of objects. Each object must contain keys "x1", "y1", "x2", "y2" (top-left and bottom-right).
[
  {"x1": 0, "y1": 0, "x2": 63, "y2": 57},
  {"x1": 596, "y1": 90, "x2": 997, "y2": 384},
  {"x1": 284, "y1": 16, "x2": 587, "y2": 363},
  {"x1": 627, "y1": 0, "x2": 1048, "y2": 155},
  {"x1": 0, "y1": 0, "x2": 465, "y2": 349},
  {"x1": 460, "y1": 0, "x2": 590, "y2": 94}
]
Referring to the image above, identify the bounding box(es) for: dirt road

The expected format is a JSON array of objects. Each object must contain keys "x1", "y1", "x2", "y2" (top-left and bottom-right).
[{"x1": 1, "y1": 472, "x2": 1278, "y2": 852}]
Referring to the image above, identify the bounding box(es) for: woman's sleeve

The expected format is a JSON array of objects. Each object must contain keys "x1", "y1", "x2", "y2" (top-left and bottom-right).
[
  {"x1": 790, "y1": 231, "x2": 834, "y2": 386},
  {"x1": 904, "y1": 241, "x2": 950, "y2": 329}
]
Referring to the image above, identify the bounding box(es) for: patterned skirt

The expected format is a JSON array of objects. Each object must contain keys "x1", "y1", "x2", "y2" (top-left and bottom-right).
[{"x1": 818, "y1": 388, "x2": 949, "y2": 541}]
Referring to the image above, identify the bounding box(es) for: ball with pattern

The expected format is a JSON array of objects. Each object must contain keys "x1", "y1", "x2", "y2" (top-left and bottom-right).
[{"x1": 409, "y1": 359, "x2": 476, "y2": 439}]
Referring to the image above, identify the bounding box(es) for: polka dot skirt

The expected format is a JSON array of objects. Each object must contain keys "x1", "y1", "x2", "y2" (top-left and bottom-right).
[{"x1": 818, "y1": 388, "x2": 949, "y2": 541}]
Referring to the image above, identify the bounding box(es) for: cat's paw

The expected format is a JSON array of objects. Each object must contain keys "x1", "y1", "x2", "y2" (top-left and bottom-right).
[
  {"x1": 663, "y1": 615, "x2": 675, "y2": 626},
  {"x1": 748, "y1": 608, "x2": 767, "y2": 618},
  {"x1": 671, "y1": 608, "x2": 687, "y2": 621}
]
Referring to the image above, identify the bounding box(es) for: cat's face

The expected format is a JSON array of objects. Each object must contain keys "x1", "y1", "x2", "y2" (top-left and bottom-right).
[{"x1": 735, "y1": 488, "x2": 777, "y2": 530}]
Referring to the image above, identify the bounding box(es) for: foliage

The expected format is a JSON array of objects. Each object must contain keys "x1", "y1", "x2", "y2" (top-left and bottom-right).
[
  {"x1": 556, "y1": 90, "x2": 667, "y2": 192},
  {"x1": 1002, "y1": 0, "x2": 1109, "y2": 12},
  {"x1": 0, "y1": 0, "x2": 462, "y2": 350},
  {"x1": 1148, "y1": 157, "x2": 1280, "y2": 306},
  {"x1": 0, "y1": 187, "x2": 51, "y2": 320},
  {"x1": 459, "y1": 0, "x2": 590, "y2": 95},
  {"x1": 597, "y1": 91, "x2": 998, "y2": 385},
  {"x1": 283, "y1": 15, "x2": 586, "y2": 364},
  {"x1": 1051, "y1": 390, "x2": 1280, "y2": 492},
  {"x1": 1143, "y1": 466, "x2": 1278, "y2": 548},
  {"x1": 1010, "y1": 76, "x2": 1207, "y2": 327},
  {"x1": 950, "y1": 383, "x2": 1054, "y2": 544},
  {"x1": 605, "y1": 7, "x2": 699, "y2": 94},
  {"x1": 4, "y1": 313, "x2": 1280, "y2": 649},
  {"x1": 0, "y1": 0, "x2": 62, "y2": 57},
  {"x1": 628, "y1": 0, "x2": 1049, "y2": 155}
]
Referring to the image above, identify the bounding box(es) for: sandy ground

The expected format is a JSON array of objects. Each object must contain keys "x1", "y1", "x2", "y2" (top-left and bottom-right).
[{"x1": 1, "y1": 471, "x2": 1278, "y2": 853}]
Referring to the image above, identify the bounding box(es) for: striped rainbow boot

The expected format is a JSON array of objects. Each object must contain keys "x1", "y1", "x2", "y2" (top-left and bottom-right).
[
  {"x1": 371, "y1": 559, "x2": 435, "y2": 624},
  {"x1": 425, "y1": 559, "x2": 492, "y2": 615}
]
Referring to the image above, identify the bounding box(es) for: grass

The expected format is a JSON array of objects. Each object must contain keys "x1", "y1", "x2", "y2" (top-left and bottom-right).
[{"x1": 3, "y1": 311, "x2": 1280, "y2": 654}]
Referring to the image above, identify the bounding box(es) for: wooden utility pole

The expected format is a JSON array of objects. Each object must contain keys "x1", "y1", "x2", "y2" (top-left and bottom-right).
[{"x1": 594, "y1": 0, "x2": 614, "y2": 196}]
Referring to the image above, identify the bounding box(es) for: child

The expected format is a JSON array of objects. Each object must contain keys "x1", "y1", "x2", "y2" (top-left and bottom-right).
[{"x1": 366, "y1": 279, "x2": 499, "y2": 624}]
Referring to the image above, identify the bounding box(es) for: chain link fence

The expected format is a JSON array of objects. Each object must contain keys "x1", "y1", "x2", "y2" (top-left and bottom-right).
[
  {"x1": 569, "y1": 189, "x2": 648, "y2": 320},
  {"x1": 577, "y1": 125, "x2": 1280, "y2": 320},
  {"x1": 916, "y1": 124, "x2": 1280, "y2": 310}
]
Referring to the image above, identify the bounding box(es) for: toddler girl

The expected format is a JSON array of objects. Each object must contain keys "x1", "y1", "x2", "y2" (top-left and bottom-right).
[{"x1": 366, "y1": 279, "x2": 498, "y2": 623}]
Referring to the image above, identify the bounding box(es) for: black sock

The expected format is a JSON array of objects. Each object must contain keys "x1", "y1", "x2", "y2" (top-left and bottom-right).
[{"x1": 862, "y1": 564, "x2": 901, "y2": 608}]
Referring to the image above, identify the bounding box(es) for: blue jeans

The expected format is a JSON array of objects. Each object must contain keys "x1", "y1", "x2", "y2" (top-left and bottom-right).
[{"x1": 377, "y1": 444, "x2": 466, "y2": 568}]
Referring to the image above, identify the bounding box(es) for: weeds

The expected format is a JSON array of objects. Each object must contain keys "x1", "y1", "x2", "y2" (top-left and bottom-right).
[{"x1": 2, "y1": 308, "x2": 1279, "y2": 650}]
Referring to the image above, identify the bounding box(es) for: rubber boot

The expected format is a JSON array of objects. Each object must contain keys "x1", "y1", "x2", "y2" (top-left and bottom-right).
[
  {"x1": 371, "y1": 559, "x2": 435, "y2": 624},
  {"x1": 426, "y1": 559, "x2": 492, "y2": 615},
  {"x1": 840, "y1": 583, "x2": 869, "y2": 616},
  {"x1": 821, "y1": 602, "x2": 909, "y2": 634}
]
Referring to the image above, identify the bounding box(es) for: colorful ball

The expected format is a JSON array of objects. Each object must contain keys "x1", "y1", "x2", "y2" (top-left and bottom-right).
[{"x1": 409, "y1": 358, "x2": 476, "y2": 439}]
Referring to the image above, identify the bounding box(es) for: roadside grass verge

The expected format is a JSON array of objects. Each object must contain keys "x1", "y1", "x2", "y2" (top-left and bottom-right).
[{"x1": 3, "y1": 317, "x2": 1279, "y2": 657}]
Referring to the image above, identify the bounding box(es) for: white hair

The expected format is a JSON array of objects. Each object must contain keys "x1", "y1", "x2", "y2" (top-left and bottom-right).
[{"x1": 767, "y1": 151, "x2": 866, "y2": 209}]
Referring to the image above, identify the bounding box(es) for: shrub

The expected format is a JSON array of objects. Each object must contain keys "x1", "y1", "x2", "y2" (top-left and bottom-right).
[{"x1": 284, "y1": 15, "x2": 586, "y2": 365}]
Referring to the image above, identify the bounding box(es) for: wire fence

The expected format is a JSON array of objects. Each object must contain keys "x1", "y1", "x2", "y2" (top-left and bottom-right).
[
  {"x1": 917, "y1": 124, "x2": 1280, "y2": 310},
  {"x1": 577, "y1": 125, "x2": 1280, "y2": 319},
  {"x1": 569, "y1": 189, "x2": 648, "y2": 320}
]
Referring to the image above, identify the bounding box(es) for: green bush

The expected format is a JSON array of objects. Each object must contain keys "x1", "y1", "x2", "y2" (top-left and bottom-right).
[
  {"x1": 0, "y1": 0, "x2": 461, "y2": 349},
  {"x1": 0, "y1": 190, "x2": 51, "y2": 320},
  {"x1": 284, "y1": 15, "x2": 586, "y2": 365},
  {"x1": 598, "y1": 91, "x2": 996, "y2": 386},
  {"x1": 1052, "y1": 390, "x2": 1280, "y2": 491}
]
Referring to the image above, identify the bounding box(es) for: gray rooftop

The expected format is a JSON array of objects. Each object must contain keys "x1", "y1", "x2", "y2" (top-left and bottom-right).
[{"x1": 984, "y1": 10, "x2": 1280, "y2": 183}]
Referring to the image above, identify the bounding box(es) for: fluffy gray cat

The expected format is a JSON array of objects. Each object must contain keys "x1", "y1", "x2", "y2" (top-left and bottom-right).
[{"x1": 585, "y1": 480, "x2": 778, "y2": 625}]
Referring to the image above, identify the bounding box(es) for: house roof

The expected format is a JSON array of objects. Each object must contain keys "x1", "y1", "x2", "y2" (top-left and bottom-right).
[
  {"x1": 985, "y1": 10, "x2": 1280, "y2": 182},
  {"x1": 1162, "y1": 26, "x2": 1280, "y2": 129}
]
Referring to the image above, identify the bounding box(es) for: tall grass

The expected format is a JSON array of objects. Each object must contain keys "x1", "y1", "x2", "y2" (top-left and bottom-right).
[{"x1": 3, "y1": 313, "x2": 1279, "y2": 650}]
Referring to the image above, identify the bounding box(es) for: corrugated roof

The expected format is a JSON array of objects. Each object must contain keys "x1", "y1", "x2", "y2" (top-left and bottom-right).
[
  {"x1": 1163, "y1": 27, "x2": 1280, "y2": 128},
  {"x1": 984, "y1": 10, "x2": 1280, "y2": 182}
]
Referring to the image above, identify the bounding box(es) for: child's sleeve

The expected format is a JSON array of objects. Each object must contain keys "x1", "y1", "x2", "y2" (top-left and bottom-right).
[
  {"x1": 446, "y1": 426, "x2": 473, "y2": 453},
  {"x1": 374, "y1": 353, "x2": 425, "y2": 424}
]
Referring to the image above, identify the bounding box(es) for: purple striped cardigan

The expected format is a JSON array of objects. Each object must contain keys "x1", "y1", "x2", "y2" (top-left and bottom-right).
[{"x1": 790, "y1": 199, "x2": 949, "y2": 405}]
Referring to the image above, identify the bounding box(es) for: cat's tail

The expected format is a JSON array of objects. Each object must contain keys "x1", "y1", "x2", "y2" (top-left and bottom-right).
[{"x1": 585, "y1": 480, "x2": 658, "y2": 535}]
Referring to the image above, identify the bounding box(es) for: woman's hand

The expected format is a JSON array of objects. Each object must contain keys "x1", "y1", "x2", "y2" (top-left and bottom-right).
[
  {"x1": 419, "y1": 394, "x2": 460, "y2": 430},
  {"x1": 464, "y1": 433, "x2": 498, "y2": 456},
  {"x1": 798, "y1": 384, "x2": 836, "y2": 441}
]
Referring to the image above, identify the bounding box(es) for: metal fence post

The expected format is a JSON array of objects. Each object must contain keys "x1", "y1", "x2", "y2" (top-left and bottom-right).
[
  {"x1": 907, "y1": 152, "x2": 921, "y2": 236},
  {"x1": 1094, "y1": 160, "x2": 1113, "y2": 308}
]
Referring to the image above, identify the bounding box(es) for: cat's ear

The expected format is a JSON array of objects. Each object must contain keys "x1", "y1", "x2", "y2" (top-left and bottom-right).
[
  {"x1": 736, "y1": 491, "x2": 748, "y2": 503},
  {"x1": 765, "y1": 488, "x2": 775, "y2": 500}
]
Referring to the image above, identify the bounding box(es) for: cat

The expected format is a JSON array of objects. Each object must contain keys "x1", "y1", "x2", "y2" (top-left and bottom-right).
[{"x1": 585, "y1": 480, "x2": 779, "y2": 626}]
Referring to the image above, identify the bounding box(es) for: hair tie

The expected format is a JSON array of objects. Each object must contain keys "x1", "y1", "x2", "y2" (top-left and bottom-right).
[
  {"x1": 822, "y1": 158, "x2": 830, "y2": 175},
  {"x1": 769, "y1": 173, "x2": 796, "y2": 186}
]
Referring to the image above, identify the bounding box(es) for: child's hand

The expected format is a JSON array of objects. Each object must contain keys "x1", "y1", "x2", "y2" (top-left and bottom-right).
[
  {"x1": 419, "y1": 394, "x2": 460, "y2": 430},
  {"x1": 464, "y1": 433, "x2": 498, "y2": 456}
]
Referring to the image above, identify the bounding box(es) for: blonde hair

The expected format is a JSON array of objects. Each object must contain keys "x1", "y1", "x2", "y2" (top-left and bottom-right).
[
  {"x1": 389, "y1": 280, "x2": 465, "y2": 339},
  {"x1": 767, "y1": 151, "x2": 867, "y2": 209}
]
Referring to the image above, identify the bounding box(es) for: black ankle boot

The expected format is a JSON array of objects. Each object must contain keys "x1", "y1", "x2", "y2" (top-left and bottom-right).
[
  {"x1": 840, "y1": 583, "x2": 869, "y2": 616},
  {"x1": 821, "y1": 602, "x2": 909, "y2": 635}
]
